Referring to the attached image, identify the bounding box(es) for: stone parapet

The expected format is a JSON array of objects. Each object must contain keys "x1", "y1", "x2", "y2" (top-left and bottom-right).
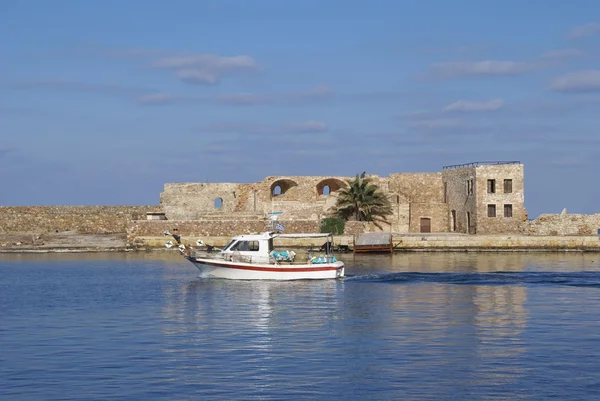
[{"x1": 0, "y1": 206, "x2": 161, "y2": 234}]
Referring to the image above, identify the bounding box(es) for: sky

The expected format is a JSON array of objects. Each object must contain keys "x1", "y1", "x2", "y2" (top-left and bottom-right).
[{"x1": 1, "y1": 0, "x2": 600, "y2": 218}]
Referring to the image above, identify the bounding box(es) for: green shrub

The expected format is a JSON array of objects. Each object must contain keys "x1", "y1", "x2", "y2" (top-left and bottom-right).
[{"x1": 320, "y1": 217, "x2": 345, "y2": 235}]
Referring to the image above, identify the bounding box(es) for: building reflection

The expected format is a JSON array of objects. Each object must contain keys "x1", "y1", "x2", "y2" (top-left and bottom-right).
[{"x1": 349, "y1": 252, "x2": 530, "y2": 389}]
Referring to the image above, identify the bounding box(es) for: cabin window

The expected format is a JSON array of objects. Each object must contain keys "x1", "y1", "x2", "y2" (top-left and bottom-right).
[
  {"x1": 487, "y1": 179, "x2": 496, "y2": 194},
  {"x1": 272, "y1": 185, "x2": 282, "y2": 197},
  {"x1": 230, "y1": 240, "x2": 259, "y2": 252},
  {"x1": 214, "y1": 197, "x2": 223, "y2": 209},
  {"x1": 504, "y1": 204, "x2": 513, "y2": 218},
  {"x1": 487, "y1": 204, "x2": 496, "y2": 217},
  {"x1": 504, "y1": 179, "x2": 513, "y2": 193}
]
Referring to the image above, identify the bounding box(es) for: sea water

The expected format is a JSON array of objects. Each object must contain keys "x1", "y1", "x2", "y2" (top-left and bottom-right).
[{"x1": 1, "y1": 252, "x2": 600, "y2": 400}]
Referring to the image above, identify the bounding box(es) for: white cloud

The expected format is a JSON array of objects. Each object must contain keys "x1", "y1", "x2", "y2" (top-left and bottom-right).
[
  {"x1": 550, "y1": 70, "x2": 600, "y2": 93},
  {"x1": 424, "y1": 60, "x2": 536, "y2": 80},
  {"x1": 541, "y1": 49, "x2": 584, "y2": 59},
  {"x1": 443, "y1": 99, "x2": 504, "y2": 112},
  {"x1": 152, "y1": 54, "x2": 259, "y2": 85},
  {"x1": 568, "y1": 22, "x2": 600, "y2": 39}
]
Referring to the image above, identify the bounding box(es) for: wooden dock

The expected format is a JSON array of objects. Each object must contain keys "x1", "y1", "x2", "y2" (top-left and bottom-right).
[{"x1": 353, "y1": 232, "x2": 394, "y2": 253}]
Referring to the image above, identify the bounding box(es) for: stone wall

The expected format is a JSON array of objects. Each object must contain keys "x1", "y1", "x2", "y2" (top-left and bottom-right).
[
  {"x1": 0, "y1": 206, "x2": 161, "y2": 234},
  {"x1": 476, "y1": 164, "x2": 527, "y2": 234},
  {"x1": 442, "y1": 166, "x2": 477, "y2": 233},
  {"x1": 128, "y1": 219, "x2": 321, "y2": 240},
  {"x1": 523, "y1": 214, "x2": 600, "y2": 236},
  {"x1": 408, "y1": 202, "x2": 449, "y2": 233},
  {"x1": 387, "y1": 173, "x2": 444, "y2": 203},
  {"x1": 160, "y1": 176, "x2": 351, "y2": 221}
]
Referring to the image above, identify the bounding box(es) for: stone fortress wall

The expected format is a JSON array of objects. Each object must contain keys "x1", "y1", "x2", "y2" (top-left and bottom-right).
[
  {"x1": 1, "y1": 162, "x2": 599, "y2": 242},
  {"x1": 0, "y1": 206, "x2": 160, "y2": 234}
]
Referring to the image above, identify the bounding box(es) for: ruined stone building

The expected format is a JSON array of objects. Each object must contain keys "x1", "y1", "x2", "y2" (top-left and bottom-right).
[{"x1": 159, "y1": 161, "x2": 527, "y2": 234}]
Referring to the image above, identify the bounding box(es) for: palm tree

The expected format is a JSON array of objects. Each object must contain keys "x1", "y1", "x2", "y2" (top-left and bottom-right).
[{"x1": 331, "y1": 174, "x2": 393, "y2": 228}]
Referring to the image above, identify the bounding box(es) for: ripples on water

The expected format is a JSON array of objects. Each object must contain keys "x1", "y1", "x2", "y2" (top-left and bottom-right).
[{"x1": 1, "y1": 252, "x2": 600, "y2": 400}]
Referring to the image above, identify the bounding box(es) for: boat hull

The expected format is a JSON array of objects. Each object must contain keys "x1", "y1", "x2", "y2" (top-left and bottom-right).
[{"x1": 188, "y1": 257, "x2": 345, "y2": 280}]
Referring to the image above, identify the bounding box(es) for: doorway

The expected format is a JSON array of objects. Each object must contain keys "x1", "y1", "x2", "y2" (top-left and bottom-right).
[{"x1": 420, "y1": 218, "x2": 431, "y2": 233}]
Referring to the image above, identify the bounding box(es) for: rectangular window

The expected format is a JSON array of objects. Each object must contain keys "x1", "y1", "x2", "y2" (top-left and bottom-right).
[
  {"x1": 504, "y1": 204, "x2": 513, "y2": 218},
  {"x1": 487, "y1": 179, "x2": 496, "y2": 193},
  {"x1": 487, "y1": 204, "x2": 496, "y2": 217},
  {"x1": 504, "y1": 179, "x2": 513, "y2": 193},
  {"x1": 466, "y1": 179, "x2": 474, "y2": 195}
]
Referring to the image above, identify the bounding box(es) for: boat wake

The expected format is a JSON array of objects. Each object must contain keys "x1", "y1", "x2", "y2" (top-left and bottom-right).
[{"x1": 344, "y1": 271, "x2": 600, "y2": 288}]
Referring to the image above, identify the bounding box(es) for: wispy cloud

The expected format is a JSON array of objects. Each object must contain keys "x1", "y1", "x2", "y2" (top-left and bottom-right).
[
  {"x1": 138, "y1": 93, "x2": 182, "y2": 105},
  {"x1": 423, "y1": 60, "x2": 537, "y2": 80},
  {"x1": 151, "y1": 54, "x2": 259, "y2": 85},
  {"x1": 408, "y1": 118, "x2": 465, "y2": 129},
  {"x1": 568, "y1": 22, "x2": 600, "y2": 39},
  {"x1": 217, "y1": 85, "x2": 334, "y2": 106},
  {"x1": 541, "y1": 48, "x2": 584, "y2": 59},
  {"x1": 97, "y1": 47, "x2": 259, "y2": 85},
  {"x1": 285, "y1": 121, "x2": 328, "y2": 133},
  {"x1": 550, "y1": 70, "x2": 600, "y2": 93},
  {"x1": 300, "y1": 84, "x2": 334, "y2": 98},
  {"x1": 8, "y1": 80, "x2": 149, "y2": 95},
  {"x1": 217, "y1": 93, "x2": 274, "y2": 106},
  {"x1": 418, "y1": 44, "x2": 489, "y2": 55},
  {"x1": 197, "y1": 120, "x2": 328, "y2": 136},
  {"x1": 443, "y1": 99, "x2": 504, "y2": 112},
  {"x1": 0, "y1": 146, "x2": 17, "y2": 159}
]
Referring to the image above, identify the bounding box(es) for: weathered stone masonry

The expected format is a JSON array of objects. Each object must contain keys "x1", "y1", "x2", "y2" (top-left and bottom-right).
[
  {"x1": 157, "y1": 162, "x2": 530, "y2": 235},
  {"x1": 3, "y1": 162, "x2": 599, "y2": 241}
]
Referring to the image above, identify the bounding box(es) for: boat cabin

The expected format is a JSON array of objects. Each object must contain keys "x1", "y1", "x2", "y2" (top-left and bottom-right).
[{"x1": 218, "y1": 231, "x2": 335, "y2": 264}]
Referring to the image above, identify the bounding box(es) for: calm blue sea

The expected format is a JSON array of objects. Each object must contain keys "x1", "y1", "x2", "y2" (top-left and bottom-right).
[{"x1": 2, "y1": 252, "x2": 600, "y2": 400}]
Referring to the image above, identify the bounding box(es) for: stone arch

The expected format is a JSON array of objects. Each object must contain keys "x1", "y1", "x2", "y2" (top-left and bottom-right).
[
  {"x1": 270, "y1": 179, "x2": 299, "y2": 198},
  {"x1": 316, "y1": 178, "x2": 347, "y2": 197},
  {"x1": 214, "y1": 197, "x2": 223, "y2": 209}
]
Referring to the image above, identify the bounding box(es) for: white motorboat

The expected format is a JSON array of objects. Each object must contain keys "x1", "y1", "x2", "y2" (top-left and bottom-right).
[{"x1": 181, "y1": 231, "x2": 345, "y2": 280}]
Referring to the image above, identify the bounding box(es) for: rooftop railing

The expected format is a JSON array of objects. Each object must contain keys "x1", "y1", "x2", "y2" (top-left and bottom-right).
[{"x1": 442, "y1": 161, "x2": 521, "y2": 170}]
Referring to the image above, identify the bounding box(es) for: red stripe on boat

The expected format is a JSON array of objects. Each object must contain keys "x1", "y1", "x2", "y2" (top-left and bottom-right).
[{"x1": 197, "y1": 260, "x2": 341, "y2": 272}]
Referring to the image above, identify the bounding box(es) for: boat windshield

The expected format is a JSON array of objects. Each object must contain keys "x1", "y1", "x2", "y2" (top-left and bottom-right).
[{"x1": 222, "y1": 239, "x2": 237, "y2": 251}]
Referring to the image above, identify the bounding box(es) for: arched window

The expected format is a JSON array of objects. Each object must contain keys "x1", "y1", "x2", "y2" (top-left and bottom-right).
[
  {"x1": 270, "y1": 179, "x2": 299, "y2": 199},
  {"x1": 316, "y1": 178, "x2": 346, "y2": 197},
  {"x1": 214, "y1": 197, "x2": 223, "y2": 209}
]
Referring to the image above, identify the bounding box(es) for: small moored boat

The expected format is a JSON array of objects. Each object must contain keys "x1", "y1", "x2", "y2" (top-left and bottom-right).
[{"x1": 181, "y1": 231, "x2": 345, "y2": 280}]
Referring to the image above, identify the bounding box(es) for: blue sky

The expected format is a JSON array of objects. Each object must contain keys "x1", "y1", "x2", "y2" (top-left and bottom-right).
[{"x1": 1, "y1": 0, "x2": 600, "y2": 218}]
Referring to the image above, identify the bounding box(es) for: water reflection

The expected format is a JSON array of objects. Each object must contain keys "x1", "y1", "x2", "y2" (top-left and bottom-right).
[
  {"x1": 3, "y1": 251, "x2": 600, "y2": 399},
  {"x1": 348, "y1": 251, "x2": 600, "y2": 273}
]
